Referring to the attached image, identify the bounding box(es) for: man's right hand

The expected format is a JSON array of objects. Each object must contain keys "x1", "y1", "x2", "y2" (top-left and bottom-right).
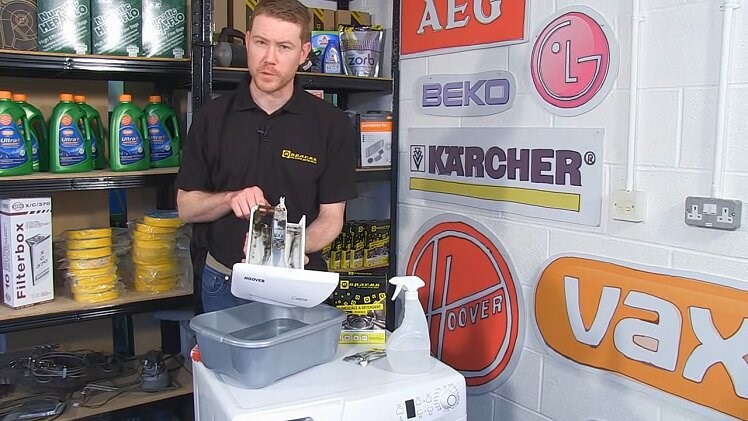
[{"x1": 227, "y1": 186, "x2": 269, "y2": 219}]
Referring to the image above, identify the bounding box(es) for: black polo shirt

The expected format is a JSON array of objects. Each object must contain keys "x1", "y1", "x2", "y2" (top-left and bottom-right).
[{"x1": 176, "y1": 75, "x2": 358, "y2": 270}]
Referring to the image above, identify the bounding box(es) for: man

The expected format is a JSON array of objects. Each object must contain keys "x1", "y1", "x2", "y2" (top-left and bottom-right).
[{"x1": 176, "y1": 0, "x2": 358, "y2": 313}]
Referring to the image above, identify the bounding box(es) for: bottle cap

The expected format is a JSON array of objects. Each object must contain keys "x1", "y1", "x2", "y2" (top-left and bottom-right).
[
  {"x1": 119, "y1": 94, "x2": 132, "y2": 102},
  {"x1": 389, "y1": 276, "x2": 425, "y2": 301},
  {"x1": 74, "y1": 95, "x2": 86, "y2": 103},
  {"x1": 148, "y1": 95, "x2": 161, "y2": 103},
  {"x1": 59, "y1": 93, "x2": 74, "y2": 101},
  {"x1": 0, "y1": 91, "x2": 13, "y2": 100},
  {"x1": 12, "y1": 93, "x2": 26, "y2": 102}
]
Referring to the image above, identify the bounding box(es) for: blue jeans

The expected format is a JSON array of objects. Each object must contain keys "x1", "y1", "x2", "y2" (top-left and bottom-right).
[{"x1": 201, "y1": 265, "x2": 251, "y2": 313}]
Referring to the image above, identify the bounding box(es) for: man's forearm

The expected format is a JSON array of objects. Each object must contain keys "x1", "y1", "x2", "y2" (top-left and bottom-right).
[
  {"x1": 304, "y1": 210, "x2": 344, "y2": 254},
  {"x1": 177, "y1": 189, "x2": 231, "y2": 223}
]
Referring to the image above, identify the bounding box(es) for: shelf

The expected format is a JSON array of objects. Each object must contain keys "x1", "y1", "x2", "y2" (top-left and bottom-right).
[
  {"x1": 213, "y1": 67, "x2": 394, "y2": 93},
  {"x1": 0, "y1": 289, "x2": 194, "y2": 333},
  {"x1": 0, "y1": 49, "x2": 190, "y2": 83},
  {"x1": 0, "y1": 167, "x2": 178, "y2": 194},
  {"x1": 356, "y1": 167, "x2": 391, "y2": 182},
  {"x1": 59, "y1": 368, "x2": 193, "y2": 421},
  {"x1": 330, "y1": 263, "x2": 389, "y2": 273},
  {"x1": 0, "y1": 167, "x2": 383, "y2": 194}
]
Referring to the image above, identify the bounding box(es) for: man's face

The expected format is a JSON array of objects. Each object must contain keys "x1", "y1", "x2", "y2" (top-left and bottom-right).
[{"x1": 246, "y1": 14, "x2": 311, "y2": 94}]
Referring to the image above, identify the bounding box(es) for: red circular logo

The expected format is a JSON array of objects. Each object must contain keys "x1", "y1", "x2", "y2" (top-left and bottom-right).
[
  {"x1": 147, "y1": 115, "x2": 159, "y2": 125},
  {"x1": 61, "y1": 115, "x2": 73, "y2": 126},
  {"x1": 406, "y1": 215, "x2": 523, "y2": 394},
  {"x1": 121, "y1": 115, "x2": 132, "y2": 126},
  {"x1": 530, "y1": 7, "x2": 618, "y2": 116},
  {"x1": 0, "y1": 114, "x2": 11, "y2": 126}
]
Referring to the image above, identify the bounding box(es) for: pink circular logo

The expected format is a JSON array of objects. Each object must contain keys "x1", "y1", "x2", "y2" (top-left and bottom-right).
[{"x1": 530, "y1": 8, "x2": 618, "y2": 116}]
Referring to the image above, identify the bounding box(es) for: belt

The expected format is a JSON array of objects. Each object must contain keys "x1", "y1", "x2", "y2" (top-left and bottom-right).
[{"x1": 205, "y1": 252, "x2": 232, "y2": 276}]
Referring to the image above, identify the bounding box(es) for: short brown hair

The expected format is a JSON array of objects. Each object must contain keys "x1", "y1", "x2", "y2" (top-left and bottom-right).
[{"x1": 249, "y1": 0, "x2": 311, "y2": 43}]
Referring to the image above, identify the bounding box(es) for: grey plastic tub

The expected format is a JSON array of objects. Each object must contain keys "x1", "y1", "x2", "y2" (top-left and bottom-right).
[{"x1": 190, "y1": 301, "x2": 346, "y2": 388}]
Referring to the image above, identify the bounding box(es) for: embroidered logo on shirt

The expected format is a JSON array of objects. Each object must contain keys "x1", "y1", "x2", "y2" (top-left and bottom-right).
[{"x1": 281, "y1": 149, "x2": 318, "y2": 165}]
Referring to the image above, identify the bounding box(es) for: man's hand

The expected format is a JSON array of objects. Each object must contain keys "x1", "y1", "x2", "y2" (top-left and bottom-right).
[{"x1": 227, "y1": 186, "x2": 268, "y2": 219}]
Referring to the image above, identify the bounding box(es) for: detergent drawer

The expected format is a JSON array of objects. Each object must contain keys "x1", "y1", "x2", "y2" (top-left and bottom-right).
[{"x1": 190, "y1": 301, "x2": 345, "y2": 389}]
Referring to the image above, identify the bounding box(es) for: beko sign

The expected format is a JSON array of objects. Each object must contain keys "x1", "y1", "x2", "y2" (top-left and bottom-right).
[{"x1": 416, "y1": 70, "x2": 516, "y2": 117}]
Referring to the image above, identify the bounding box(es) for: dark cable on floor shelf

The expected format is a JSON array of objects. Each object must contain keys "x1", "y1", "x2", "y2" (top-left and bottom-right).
[{"x1": 0, "y1": 346, "x2": 188, "y2": 418}]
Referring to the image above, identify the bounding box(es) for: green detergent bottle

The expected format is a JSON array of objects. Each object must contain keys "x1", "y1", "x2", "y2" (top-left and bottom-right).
[
  {"x1": 74, "y1": 95, "x2": 107, "y2": 170},
  {"x1": 11, "y1": 93, "x2": 46, "y2": 172},
  {"x1": 110, "y1": 94, "x2": 149, "y2": 171},
  {"x1": 49, "y1": 93, "x2": 93, "y2": 173},
  {"x1": 0, "y1": 90, "x2": 33, "y2": 176},
  {"x1": 144, "y1": 95, "x2": 181, "y2": 168}
]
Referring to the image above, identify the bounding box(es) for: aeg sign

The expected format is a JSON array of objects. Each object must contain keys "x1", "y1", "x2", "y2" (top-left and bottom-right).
[
  {"x1": 416, "y1": 71, "x2": 516, "y2": 117},
  {"x1": 401, "y1": 0, "x2": 528, "y2": 56},
  {"x1": 533, "y1": 255, "x2": 748, "y2": 419},
  {"x1": 406, "y1": 215, "x2": 523, "y2": 394}
]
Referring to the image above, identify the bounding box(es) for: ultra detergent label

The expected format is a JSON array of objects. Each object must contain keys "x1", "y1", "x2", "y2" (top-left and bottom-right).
[
  {"x1": 118, "y1": 115, "x2": 145, "y2": 165},
  {"x1": 147, "y1": 115, "x2": 173, "y2": 161},
  {"x1": 58, "y1": 114, "x2": 86, "y2": 167},
  {"x1": 0, "y1": 115, "x2": 27, "y2": 169}
]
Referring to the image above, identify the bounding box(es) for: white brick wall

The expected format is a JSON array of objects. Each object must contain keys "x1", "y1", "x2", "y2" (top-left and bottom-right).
[{"x1": 397, "y1": 1, "x2": 748, "y2": 421}]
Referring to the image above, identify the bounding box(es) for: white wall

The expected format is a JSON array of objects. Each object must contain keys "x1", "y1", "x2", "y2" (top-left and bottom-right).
[{"x1": 397, "y1": 1, "x2": 747, "y2": 420}]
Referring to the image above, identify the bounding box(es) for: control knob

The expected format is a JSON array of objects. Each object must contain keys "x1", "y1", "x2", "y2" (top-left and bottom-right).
[{"x1": 439, "y1": 386, "x2": 459, "y2": 409}]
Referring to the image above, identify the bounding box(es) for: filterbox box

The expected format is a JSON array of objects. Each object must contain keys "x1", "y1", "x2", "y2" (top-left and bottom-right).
[
  {"x1": 1, "y1": 197, "x2": 53, "y2": 309},
  {"x1": 326, "y1": 272, "x2": 387, "y2": 344}
]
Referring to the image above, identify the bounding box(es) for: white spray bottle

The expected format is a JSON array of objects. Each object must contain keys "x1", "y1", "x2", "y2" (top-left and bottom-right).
[{"x1": 386, "y1": 276, "x2": 432, "y2": 374}]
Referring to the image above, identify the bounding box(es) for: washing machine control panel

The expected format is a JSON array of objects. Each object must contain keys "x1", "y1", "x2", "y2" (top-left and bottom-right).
[{"x1": 395, "y1": 383, "x2": 461, "y2": 420}]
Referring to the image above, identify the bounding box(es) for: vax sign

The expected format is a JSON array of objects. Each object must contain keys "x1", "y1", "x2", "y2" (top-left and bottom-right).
[
  {"x1": 401, "y1": 0, "x2": 528, "y2": 56},
  {"x1": 533, "y1": 255, "x2": 748, "y2": 419},
  {"x1": 406, "y1": 215, "x2": 523, "y2": 394},
  {"x1": 416, "y1": 71, "x2": 516, "y2": 117},
  {"x1": 407, "y1": 127, "x2": 603, "y2": 226}
]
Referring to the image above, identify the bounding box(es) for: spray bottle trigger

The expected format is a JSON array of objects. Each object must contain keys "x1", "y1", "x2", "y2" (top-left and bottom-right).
[{"x1": 392, "y1": 284, "x2": 403, "y2": 301}]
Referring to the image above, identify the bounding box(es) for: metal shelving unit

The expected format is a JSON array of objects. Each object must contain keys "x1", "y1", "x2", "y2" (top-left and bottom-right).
[
  {"x1": 0, "y1": 50, "x2": 191, "y2": 83},
  {"x1": 212, "y1": 67, "x2": 394, "y2": 93},
  {"x1": 0, "y1": 291, "x2": 193, "y2": 334},
  {"x1": 0, "y1": 18, "x2": 196, "y2": 421},
  {"x1": 0, "y1": 168, "x2": 179, "y2": 194}
]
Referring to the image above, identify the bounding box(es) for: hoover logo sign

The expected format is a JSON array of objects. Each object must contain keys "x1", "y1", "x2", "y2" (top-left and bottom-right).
[
  {"x1": 407, "y1": 127, "x2": 604, "y2": 226},
  {"x1": 533, "y1": 255, "x2": 748, "y2": 419},
  {"x1": 416, "y1": 71, "x2": 516, "y2": 117},
  {"x1": 406, "y1": 215, "x2": 523, "y2": 394}
]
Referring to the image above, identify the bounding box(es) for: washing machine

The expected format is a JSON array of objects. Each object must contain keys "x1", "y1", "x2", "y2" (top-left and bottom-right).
[{"x1": 193, "y1": 344, "x2": 467, "y2": 421}]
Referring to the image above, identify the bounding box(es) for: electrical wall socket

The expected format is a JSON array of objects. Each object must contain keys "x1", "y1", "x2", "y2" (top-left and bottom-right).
[
  {"x1": 685, "y1": 196, "x2": 742, "y2": 230},
  {"x1": 612, "y1": 190, "x2": 646, "y2": 222}
]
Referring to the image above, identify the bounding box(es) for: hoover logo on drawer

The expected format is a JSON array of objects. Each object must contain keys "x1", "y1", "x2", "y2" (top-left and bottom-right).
[
  {"x1": 406, "y1": 214, "x2": 523, "y2": 394},
  {"x1": 401, "y1": 0, "x2": 528, "y2": 57},
  {"x1": 533, "y1": 255, "x2": 748, "y2": 419}
]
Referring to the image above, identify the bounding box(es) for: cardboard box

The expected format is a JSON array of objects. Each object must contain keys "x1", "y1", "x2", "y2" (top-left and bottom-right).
[
  {"x1": 334, "y1": 10, "x2": 371, "y2": 27},
  {"x1": 359, "y1": 113, "x2": 392, "y2": 168},
  {"x1": 142, "y1": 0, "x2": 187, "y2": 58},
  {"x1": 326, "y1": 273, "x2": 387, "y2": 344},
  {"x1": 214, "y1": 0, "x2": 228, "y2": 34},
  {"x1": 91, "y1": 0, "x2": 142, "y2": 56},
  {"x1": 364, "y1": 219, "x2": 389, "y2": 268},
  {"x1": 0, "y1": 0, "x2": 38, "y2": 51},
  {"x1": 349, "y1": 222, "x2": 365, "y2": 269},
  {"x1": 1, "y1": 197, "x2": 53, "y2": 309},
  {"x1": 308, "y1": 7, "x2": 334, "y2": 31},
  {"x1": 226, "y1": 0, "x2": 257, "y2": 33},
  {"x1": 37, "y1": 0, "x2": 91, "y2": 54}
]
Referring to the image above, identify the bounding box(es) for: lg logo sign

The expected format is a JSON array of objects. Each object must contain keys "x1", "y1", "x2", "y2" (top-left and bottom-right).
[{"x1": 530, "y1": 7, "x2": 619, "y2": 116}]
